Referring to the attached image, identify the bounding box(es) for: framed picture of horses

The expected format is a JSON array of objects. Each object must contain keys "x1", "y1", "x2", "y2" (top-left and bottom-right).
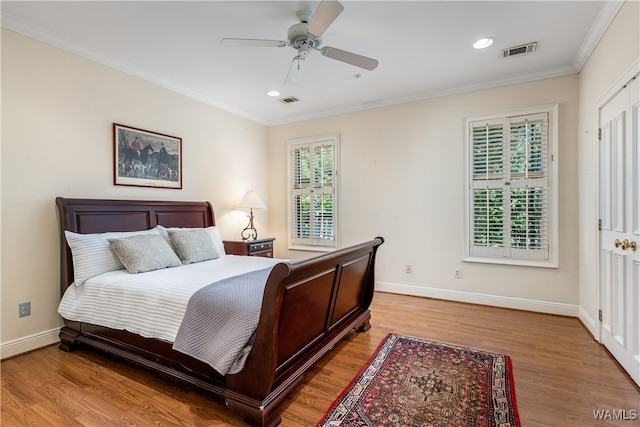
[{"x1": 113, "y1": 123, "x2": 182, "y2": 189}]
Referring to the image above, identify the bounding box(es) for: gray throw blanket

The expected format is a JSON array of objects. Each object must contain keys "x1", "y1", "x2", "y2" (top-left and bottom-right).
[{"x1": 172, "y1": 267, "x2": 273, "y2": 375}]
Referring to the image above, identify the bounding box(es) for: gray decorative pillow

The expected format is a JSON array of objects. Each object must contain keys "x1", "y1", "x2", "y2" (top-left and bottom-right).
[
  {"x1": 156, "y1": 225, "x2": 226, "y2": 255},
  {"x1": 108, "y1": 234, "x2": 182, "y2": 274},
  {"x1": 168, "y1": 228, "x2": 219, "y2": 264}
]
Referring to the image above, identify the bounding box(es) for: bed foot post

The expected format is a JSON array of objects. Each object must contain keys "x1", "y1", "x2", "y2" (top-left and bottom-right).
[
  {"x1": 225, "y1": 374, "x2": 303, "y2": 427},
  {"x1": 358, "y1": 319, "x2": 371, "y2": 332},
  {"x1": 58, "y1": 327, "x2": 80, "y2": 352},
  {"x1": 225, "y1": 393, "x2": 281, "y2": 427},
  {"x1": 356, "y1": 312, "x2": 372, "y2": 332}
]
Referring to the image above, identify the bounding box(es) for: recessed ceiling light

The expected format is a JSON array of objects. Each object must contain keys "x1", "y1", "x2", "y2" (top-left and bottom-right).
[
  {"x1": 266, "y1": 90, "x2": 280, "y2": 97},
  {"x1": 473, "y1": 37, "x2": 494, "y2": 49}
]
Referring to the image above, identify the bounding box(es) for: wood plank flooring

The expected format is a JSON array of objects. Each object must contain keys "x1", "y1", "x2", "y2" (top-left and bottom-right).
[{"x1": 2, "y1": 292, "x2": 638, "y2": 426}]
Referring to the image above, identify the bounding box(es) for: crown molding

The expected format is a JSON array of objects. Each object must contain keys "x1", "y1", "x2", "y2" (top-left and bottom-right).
[{"x1": 572, "y1": 0, "x2": 625, "y2": 71}]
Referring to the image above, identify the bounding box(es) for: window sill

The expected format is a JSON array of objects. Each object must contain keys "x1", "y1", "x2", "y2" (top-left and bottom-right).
[
  {"x1": 288, "y1": 244, "x2": 336, "y2": 253},
  {"x1": 463, "y1": 255, "x2": 558, "y2": 269}
]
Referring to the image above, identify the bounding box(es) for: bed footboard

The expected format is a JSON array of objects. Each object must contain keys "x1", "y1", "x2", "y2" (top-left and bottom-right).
[{"x1": 225, "y1": 237, "x2": 384, "y2": 426}]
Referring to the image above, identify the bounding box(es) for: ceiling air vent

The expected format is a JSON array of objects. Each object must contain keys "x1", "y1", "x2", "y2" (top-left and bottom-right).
[
  {"x1": 502, "y1": 42, "x2": 537, "y2": 58},
  {"x1": 279, "y1": 97, "x2": 300, "y2": 104}
]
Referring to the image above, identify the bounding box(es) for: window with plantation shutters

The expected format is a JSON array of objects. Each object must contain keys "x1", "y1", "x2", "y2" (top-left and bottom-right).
[
  {"x1": 288, "y1": 134, "x2": 339, "y2": 250},
  {"x1": 464, "y1": 105, "x2": 558, "y2": 267}
]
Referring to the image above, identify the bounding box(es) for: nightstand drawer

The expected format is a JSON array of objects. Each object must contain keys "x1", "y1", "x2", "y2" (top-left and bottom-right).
[
  {"x1": 248, "y1": 241, "x2": 273, "y2": 253},
  {"x1": 249, "y1": 249, "x2": 273, "y2": 258},
  {"x1": 223, "y1": 238, "x2": 275, "y2": 258}
]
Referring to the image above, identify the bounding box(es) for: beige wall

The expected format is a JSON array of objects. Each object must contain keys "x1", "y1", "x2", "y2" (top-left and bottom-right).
[
  {"x1": 1, "y1": 29, "x2": 270, "y2": 354},
  {"x1": 268, "y1": 75, "x2": 581, "y2": 313},
  {"x1": 577, "y1": 0, "x2": 639, "y2": 335}
]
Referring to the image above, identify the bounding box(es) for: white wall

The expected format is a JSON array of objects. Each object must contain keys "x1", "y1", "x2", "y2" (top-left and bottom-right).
[
  {"x1": 1, "y1": 29, "x2": 270, "y2": 356},
  {"x1": 268, "y1": 75, "x2": 581, "y2": 315},
  {"x1": 577, "y1": 0, "x2": 639, "y2": 337}
]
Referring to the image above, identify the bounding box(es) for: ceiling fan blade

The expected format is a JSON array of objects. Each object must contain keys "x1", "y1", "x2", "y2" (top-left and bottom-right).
[
  {"x1": 220, "y1": 38, "x2": 287, "y2": 48},
  {"x1": 285, "y1": 55, "x2": 305, "y2": 86},
  {"x1": 306, "y1": 0, "x2": 344, "y2": 38},
  {"x1": 320, "y1": 46, "x2": 379, "y2": 71}
]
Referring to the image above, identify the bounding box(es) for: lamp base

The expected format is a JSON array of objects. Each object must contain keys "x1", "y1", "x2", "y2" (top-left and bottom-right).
[{"x1": 241, "y1": 210, "x2": 258, "y2": 241}]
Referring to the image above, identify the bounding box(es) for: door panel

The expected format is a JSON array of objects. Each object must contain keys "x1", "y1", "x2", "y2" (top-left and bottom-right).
[{"x1": 599, "y1": 77, "x2": 639, "y2": 387}]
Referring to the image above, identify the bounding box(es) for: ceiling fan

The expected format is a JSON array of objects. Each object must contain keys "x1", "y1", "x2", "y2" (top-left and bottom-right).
[{"x1": 220, "y1": 0, "x2": 379, "y2": 86}]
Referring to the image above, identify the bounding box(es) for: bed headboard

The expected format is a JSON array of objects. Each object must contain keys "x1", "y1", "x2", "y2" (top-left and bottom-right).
[{"x1": 55, "y1": 197, "x2": 215, "y2": 295}]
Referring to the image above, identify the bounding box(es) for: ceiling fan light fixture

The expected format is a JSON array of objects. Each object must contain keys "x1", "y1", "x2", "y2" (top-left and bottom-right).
[{"x1": 473, "y1": 37, "x2": 494, "y2": 49}]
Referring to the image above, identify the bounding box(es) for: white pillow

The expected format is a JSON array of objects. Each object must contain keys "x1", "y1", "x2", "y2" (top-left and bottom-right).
[
  {"x1": 108, "y1": 234, "x2": 182, "y2": 273},
  {"x1": 156, "y1": 225, "x2": 226, "y2": 256},
  {"x1": 65, "y1": 228, "x2": 160, "y2": 286}
]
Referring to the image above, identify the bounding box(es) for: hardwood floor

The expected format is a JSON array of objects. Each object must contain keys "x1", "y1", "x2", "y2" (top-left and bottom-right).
[{"x1": 2, "y1": 292, "x2": 638, "y2": 426}]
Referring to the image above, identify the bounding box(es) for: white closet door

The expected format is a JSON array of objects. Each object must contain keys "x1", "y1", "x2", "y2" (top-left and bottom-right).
[{"x1": 599, "y1": 76, "x2": 639, "y2": 387}]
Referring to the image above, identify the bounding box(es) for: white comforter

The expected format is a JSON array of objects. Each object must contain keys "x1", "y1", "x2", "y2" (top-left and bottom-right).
[{"x1": 58, "y1": 255, "x2": 283, "y2": 343}]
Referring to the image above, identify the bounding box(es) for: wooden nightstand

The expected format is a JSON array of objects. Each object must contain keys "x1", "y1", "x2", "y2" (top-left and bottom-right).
[{"x1": 223, "y1": 238, "x2": 275, "y2": 258}]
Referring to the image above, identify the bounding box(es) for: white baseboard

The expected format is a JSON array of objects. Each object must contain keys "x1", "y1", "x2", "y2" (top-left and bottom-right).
[
  {"x1": 376, "y1": 282, "x2": 579, "y2": 317},
  {"x1": 578, "y1": 306, "x2": 599, "y2": 341},
  {"x1": 1, "y1": 327, "x2": 60, "y2": 360}
]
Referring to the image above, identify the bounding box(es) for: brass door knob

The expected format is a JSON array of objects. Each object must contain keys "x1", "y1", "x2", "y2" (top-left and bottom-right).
[{"x1": 615, "y1": 239, "x2": 638, "y2": 251}]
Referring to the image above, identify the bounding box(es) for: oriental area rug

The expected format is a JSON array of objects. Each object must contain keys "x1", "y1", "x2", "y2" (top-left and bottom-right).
[{"x1": 317, "y1": 333, "x2": 521, "y2": 427}]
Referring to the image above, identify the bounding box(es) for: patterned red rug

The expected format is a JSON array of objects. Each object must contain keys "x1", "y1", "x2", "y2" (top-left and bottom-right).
[{"x1": 317, "y1": 333, "x2": 521, "y2": 427}]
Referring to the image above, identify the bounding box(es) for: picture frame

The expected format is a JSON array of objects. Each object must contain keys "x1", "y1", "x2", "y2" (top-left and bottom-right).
[{"x1": 113, "y1": 123, "x2": 182, "y2": 189}]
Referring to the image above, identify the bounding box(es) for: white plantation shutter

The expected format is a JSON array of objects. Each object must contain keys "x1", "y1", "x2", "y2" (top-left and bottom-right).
[
  {"x1": 465, "y1": 106, "x2": 557, "y2": 267},
  {"x1": 292, "y1": 145, "x2": 311, "y2": 239},
  {"x1": 472, "y1": 119, "x2": 505, "y2": 257},
  {"x1": 472, "y1": 187, "x2": 505, "y2": 256},
  {"x1": 288, "y1": 134, "x2": 339, "y2": 249},
  {"x1": 508, "y1": 114, "x2": 548, "y2": 259}
]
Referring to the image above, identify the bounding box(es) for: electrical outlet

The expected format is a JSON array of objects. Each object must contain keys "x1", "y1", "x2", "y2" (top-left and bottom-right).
[
  {"x1": 455, "y1": 269, "x2": 461, "y2": 279},
  {"x1": 19, "y1": 301, "x2": 31, "y2": 317},
  {"x1": 405, "y1": 264, "x2": 412, "y2": 274}
]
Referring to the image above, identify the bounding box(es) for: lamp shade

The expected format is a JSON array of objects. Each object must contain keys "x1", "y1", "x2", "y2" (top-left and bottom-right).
[{"x1": 238, "y1": 190, "x2": 266, "y2": 210}]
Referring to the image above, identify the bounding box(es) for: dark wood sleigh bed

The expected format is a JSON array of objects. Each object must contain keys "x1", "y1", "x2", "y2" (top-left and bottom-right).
[{"x1": 55, "y1": 197, "x2": 384, "y2": 426}]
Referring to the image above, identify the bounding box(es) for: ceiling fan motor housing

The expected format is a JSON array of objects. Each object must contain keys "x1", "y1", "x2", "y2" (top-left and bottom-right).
[{"x1": 288, "y1": 22, "x2": 321, "y2": 51}]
